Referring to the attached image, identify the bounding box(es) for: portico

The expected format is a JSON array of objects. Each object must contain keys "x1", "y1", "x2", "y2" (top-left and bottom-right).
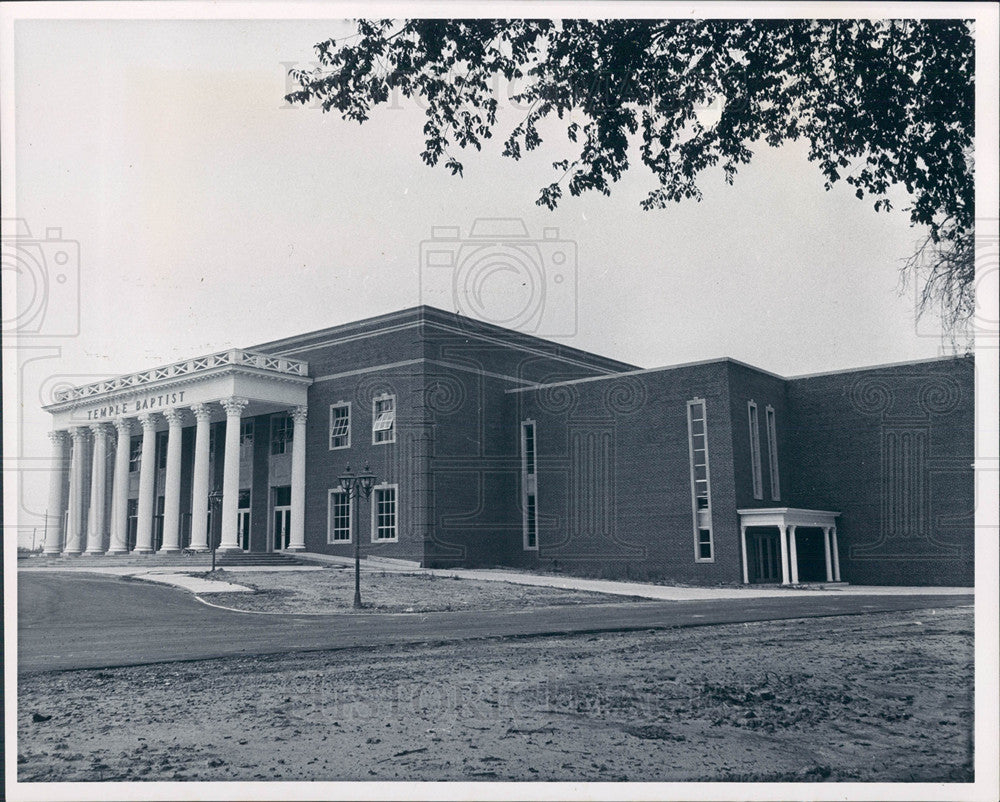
[
  {"x1": 42, "y1": 349, "x2": 312, "y2": 556},
  {"x1": 738, "y1": 508, "x2": 841, "y2": 585}
]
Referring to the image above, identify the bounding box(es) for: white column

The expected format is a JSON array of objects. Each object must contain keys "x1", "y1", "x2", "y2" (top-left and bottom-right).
[
  {"x1": 64, "y1": 427, "x2": 89, "y2": 555},
  {"x1": 188, "y1": 403, "x2": 212, "y2": 551},
  {"x1": 739, "y1": 524, "x2": 749, "y2": 584},
  {"x1": 84, "y1": 423, "x2": 110, "y2": 554},
  {"x1": 823, "y1": 526, "x2": 834, "y2": 582},
  {"x1": 288, "y1": 405, "x2": 308, "y2": 551},
  {"x1": 159, "y1": 409, "x2": 184, "y2": 552},
  {"x1": 788, "y1": 525, "x2": 799, "y2": 584},
  {"x1": 778, "y1": 524, "x2": 790, "y2": 585},
  {"x1": 134, "y1": 413, "x2": 158, "y2": 554},
  {"x1": 831, "y1": 526, "x2": 841, "y2": 582},
  {"x1": 43, "y1": 431, "x2": 70, "y2": 555},
  {"x1": 219, "y1": 397, "x2": 248, "y2": 551},
  {"x1": 107, "y1": 418, "x2": 132, "y2": 554}
]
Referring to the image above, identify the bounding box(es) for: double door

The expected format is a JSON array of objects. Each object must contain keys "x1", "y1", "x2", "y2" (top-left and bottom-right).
[
  {"x1": 750, "y1": 532, "x2": 781, "y2": 583},
  {"x1": 272, "y1": 485, "x2": 291, "y2": 551}
]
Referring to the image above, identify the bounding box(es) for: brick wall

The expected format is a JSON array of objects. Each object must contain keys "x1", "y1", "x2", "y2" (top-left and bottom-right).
[
  {"x1": 516, "y1": 362, "x2": 745, "y2": 583},
  {"x1": 786, "y1": 356, "x2": 974, "y2": 586}
]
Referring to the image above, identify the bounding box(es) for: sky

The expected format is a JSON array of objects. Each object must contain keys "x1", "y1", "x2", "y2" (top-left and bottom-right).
[{"x1": 4, "y1": 11, "x2": 995, "y2": 544}]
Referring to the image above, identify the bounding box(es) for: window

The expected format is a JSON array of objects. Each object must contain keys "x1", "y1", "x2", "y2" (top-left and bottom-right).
[
  {"x1": 156, "y1": 431, "x2": 168, "y2": 469},
  {"x1": 521, "y1": 420, "x2": 538, "y2": 550},
  {"x1": 270, "y1": 413, "x2": 293, "y2": 455},
  {"x1": 525, "y1": 495, "x2": 538, "y2": 550},
  {"x1": 697, "y1": 529, "x2": 713, "y2": 560},
  {"x1": 371, "y1": 485, "x2": 398, "y2": 541},
  {"x1": 766, "y1": 405, "x2": 781, "y2": 501},
  {"x1": 748, "y1": 401, "x2": 763, "y2": 500},
  {"x1": 129, "y1": 438, "x2": 142, "y2": 472},
  {"x1": 329, "y1": 403, "x2": 351, "y2": 450},
  {"x1": 687, "y1": 399, "x2": 713, "y2": 562},
  {"x1": 239, "y1": 419, "x2": 254, "y2": 460},
  {"x1": 372, "y1": 395, "x2": 396, "y2": 444},
  {"x1": 327, "y1": 487, "x2": 352, "y2": 543}
]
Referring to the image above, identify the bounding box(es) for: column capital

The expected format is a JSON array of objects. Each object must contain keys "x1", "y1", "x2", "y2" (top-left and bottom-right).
[
  {"x1": 290, "y1": 405, "x2": 308, "y2": 424},
  {"x1": 137, "y1": 412, "x2": 159, "y2": 430},
  {"x1": 69, "y1": 425, "x2": 90, "y2": 442},
  {"x1": 220, "y1": 396, "x2": 249, "y2": 417},
  {"x1": 164, "y1": 408, "x2": 185, "y2": 427},
  {"x1": 190, "y1": 402, "x2": 213, "y2": 422},
  {"x1": 48, "y1": 430, "x2": 70, "y2": 446},
  {"x1": 89, "y1": 422, "x2": 111, "y2": 438},
  {"x1": 114, "y1": 416, "x2": 133, "y2": 435}
]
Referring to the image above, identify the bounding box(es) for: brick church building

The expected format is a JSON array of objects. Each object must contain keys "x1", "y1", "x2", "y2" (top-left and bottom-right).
[{"x1": 42, "y1": 306, "x2": 974, "y2": 586}]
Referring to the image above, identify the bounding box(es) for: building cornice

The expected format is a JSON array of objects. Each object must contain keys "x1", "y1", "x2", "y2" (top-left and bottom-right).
[{"x1": 43, "y1": 349, "x2": 312, "y2": 413}]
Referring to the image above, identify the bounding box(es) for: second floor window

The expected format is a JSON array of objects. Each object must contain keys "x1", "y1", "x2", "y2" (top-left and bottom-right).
[
  {"x1": 329, "y1": 403, "x2": 351, "y2": 449},
  {"x1": 156, "y1": 431, "x2": 168, "y2": 469},
  {"x1": 372, "y1": 395, "x2": 396, "y2": 444},
  {"x1": 270, "y1": 413, "x2": 293, "y2": 455},
  {"x1": 129, "y1": 438, "x2": 142, "y2": 472}
]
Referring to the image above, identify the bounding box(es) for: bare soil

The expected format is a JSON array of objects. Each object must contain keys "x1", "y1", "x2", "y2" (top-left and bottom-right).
[
  {"x1": 197, "y1": 567, "x2": 639, "y2": 613},
  {"x1": 17, "y1": 607, "x2": 973, "y2": 783}
]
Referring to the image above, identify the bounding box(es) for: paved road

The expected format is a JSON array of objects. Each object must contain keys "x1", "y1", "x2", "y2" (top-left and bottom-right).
[{"x1": 18, "y1": 573, "x2": 973, "y2": 673}]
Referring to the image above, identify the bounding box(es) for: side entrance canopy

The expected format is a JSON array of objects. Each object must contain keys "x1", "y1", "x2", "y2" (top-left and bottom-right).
[{"x1": 737, "y1": 507, "x2": 841, "y2": 585}]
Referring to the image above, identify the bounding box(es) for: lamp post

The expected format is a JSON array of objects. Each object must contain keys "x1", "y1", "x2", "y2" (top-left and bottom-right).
[
  {"x1": 209, "y1": 488, "x2": 223, "y2": 572},
  {"x1": 338, "y1": 463, "x2": 377, "y2": 609}
]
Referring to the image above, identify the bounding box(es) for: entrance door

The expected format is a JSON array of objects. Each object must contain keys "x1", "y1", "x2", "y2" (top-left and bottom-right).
[
  {"x1": 154, "y1": 496, "x2": 165, "y2": 551},
  {"x1": 751, "y1": 531, "x2": 781, "y2": 583},
  {"x1": 238, "y1": 490, "x2": 252, "y2": 551},
  {"x1": 272, "y1": 485, "x2": 291, "y2": 551},
  {"x1": 127, "y1": 499, "x2": 138, "y2": 551}
]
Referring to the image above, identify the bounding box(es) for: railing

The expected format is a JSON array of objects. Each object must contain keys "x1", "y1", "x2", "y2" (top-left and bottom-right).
[{"x1": 52, "y1": 349, "x2": 309, "y2": 403}]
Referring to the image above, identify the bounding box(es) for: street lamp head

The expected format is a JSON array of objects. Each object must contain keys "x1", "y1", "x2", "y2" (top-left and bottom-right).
[
  {"x1": 337, "y1": 464, "x2": 356, "y2": 490},
  {"x1": 358, "y1": 463, "x2": 376, "y2": 497}
]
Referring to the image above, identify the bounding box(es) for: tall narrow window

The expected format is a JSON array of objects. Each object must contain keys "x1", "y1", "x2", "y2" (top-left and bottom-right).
[
  {"x1": 521, "y1": 420, "x2": 538, "y2": 550},
  {"x1": 239, "y1": 419, "x2": 254, "y2": 445},
  {"x1": 327, "y1": 487, "x2": 352, "y2": 543},
  {"x1": 239, "y1": 419, "x2": 254, "y2": 459},
  {"x1": 687, "y1": 399, "x2": 713, "y2": 561},
  {"x1": 372, "y1": 395, "x2": 396, "y2": 444},
  {"x1": 371, "y1": 485, "x2": 398, "y2": 541},
  {"x1": 129, "y1": 438, "x2": 142, "y2": 472},
  {"x1": 270, "y1": 413, "x2": 293, "y2": 455},
  {"x1": 329, "y1": 402, "x2": 351, "y2": 449},
  {"x1": 156, "y1": 431, "x2": 168, "y2": 469},
  {"x1": 766, "y1": 405, "x2": 780, "y2": 501},
  {"x1": 748, "y1": 401, "x2": 763, "y2": 500}
]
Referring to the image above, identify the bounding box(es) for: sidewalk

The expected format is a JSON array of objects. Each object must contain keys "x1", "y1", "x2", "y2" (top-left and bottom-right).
[
  {"x1": 19, "y1": 555, "x2": 973, "y2": 602},
  {"x1": 18, "y1": 561, "x2": 327, "y2": 595},
  {"x1": 294, "y1": 553, "x2": 975, "y2": 602}
]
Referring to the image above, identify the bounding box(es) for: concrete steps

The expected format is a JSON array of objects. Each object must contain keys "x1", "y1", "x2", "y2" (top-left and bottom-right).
[{"x1": 214, "y1": 552, "x2": 307, "y2": 567}]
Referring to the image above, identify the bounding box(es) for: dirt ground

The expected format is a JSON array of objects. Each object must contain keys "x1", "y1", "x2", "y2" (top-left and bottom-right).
[
  {"x1": 197, "y1": 567, "x2": 640, "y2": 613},
  {"x1": 17, "y1": 605, "x2": 972, "y2": 783}
]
